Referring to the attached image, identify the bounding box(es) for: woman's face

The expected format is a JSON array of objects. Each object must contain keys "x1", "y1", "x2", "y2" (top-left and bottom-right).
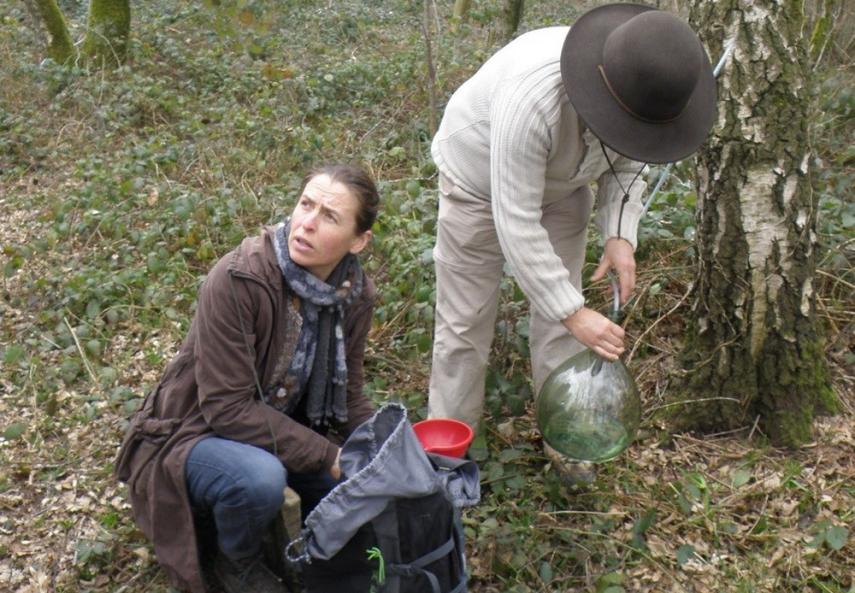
[{"x1": 288, "y1": 174, "x2": 371, "y2": 280}]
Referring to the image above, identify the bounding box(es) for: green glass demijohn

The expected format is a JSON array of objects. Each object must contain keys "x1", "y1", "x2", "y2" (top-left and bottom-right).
[{"x1": 536, "y1": 348, "x2": 641, "y2": 463}]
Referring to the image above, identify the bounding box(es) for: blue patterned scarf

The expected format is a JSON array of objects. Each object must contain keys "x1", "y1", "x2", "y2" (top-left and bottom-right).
[{"x1": 273, "y1": 221, "x2": 363, "y2": 427}]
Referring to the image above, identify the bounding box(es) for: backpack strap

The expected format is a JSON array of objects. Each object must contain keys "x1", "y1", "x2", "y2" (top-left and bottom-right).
[
  {"x1": 371, "y1": 503, "x2": 403, "y2": 593},
  {"x1": 370, "y1": 486, "x2": 471, "y2": 593},
  {"x1": 384, "y1": 533, "x2": 467, "y2": 593},
  {"x1": 385, "y1": 564, "x2": 441, "y2": 593},
  {"x1": 452, "y1": 507, "x2": 467, "y2": 587},
  {"x1": 372, "y1": 502, "x2": 464, "y2": 593},
  {"x1": 407, "y1": 537, "x2": 456, "y2": 569},
  {"x1": 447, "y1": 578, "x2": 467, "y2": 593}
]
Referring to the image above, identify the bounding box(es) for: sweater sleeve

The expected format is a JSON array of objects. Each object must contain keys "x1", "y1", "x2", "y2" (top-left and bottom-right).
[
  {"x1": 593, "y1": 151, "x2": 648, "y2": 250},
  {"x1": 490, "y1": 78, "x2": 586, "y2": 322}
]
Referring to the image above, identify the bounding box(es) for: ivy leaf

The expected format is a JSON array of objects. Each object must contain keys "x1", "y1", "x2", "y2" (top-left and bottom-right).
[
  {"x1": 485, "y1": 461, "x2": 504, "y2": 482},
  {"x1": 631, "y1": 509, "x2": 657, "y2": 545},
  {"x1": 596, "y1": 573, "x2": 624, "y2": 593},
  {"x1": 499, "y1": 448, "x2": 523, "y2": 463},
  {"x1": 415, "y1": 334, "x2": 431, "y2": 353},
  {"x1": 598, "y1": 572, "x2": 623, "y2": 585},
  {"x1": 676, "y1": 493, "x2": 693, "y2": 514},
  {"x1": 3, "y1": 345, "x2": 25, "y2": 365},
  {"x1": 538, "y1": 561, "x2": 553, "y2": 583},
  {"x1": 807, "y1": 532, "x2": 825, "y2": 549},
  {"x1": 85, "y1": 299, "x2": 101, "y2": 319},
  {"x1": 504, "y1": 475, "x2": 526, "y2": 491},
  {"x1": 468, "y1": 431, "x2": 489, "y2": 462},
  {"x1": 732, "y1": 468, "x2": 752, "y2": 487},
  {"x1": 676, "y1": 544, "x2": 695, "y2": 566},
  {"x1": 825, "y1": 525, "x2": 849, "y2": 551},
  {"x1": 3, "y1": 423, "x2": 26, "y2": 440},
  {"x1": 405, "y1": 180, "x2": 421, "y2": 197}
]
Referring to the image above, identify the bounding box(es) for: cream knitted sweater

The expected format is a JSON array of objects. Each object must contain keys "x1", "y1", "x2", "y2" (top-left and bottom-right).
[{"x1": 431, "y1": 26, "x2": 647, "y2": 322}]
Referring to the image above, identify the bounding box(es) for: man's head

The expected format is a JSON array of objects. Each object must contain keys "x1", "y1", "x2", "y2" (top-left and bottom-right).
[{"x1": 561, "y1": 4, "x2": 717, "y2": 164}]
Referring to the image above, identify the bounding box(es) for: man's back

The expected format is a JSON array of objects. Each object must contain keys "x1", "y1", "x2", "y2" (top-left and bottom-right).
[{"x1": 431, "y1": 27, "x2": 578, "y2": 200}]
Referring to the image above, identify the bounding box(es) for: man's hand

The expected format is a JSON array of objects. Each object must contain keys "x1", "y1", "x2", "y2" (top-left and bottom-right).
[
  {"x1": 592, "y1": 238, "x2": 636, "y2": 305},
  {"x1": 562, "y1": 307, "x2": 625, "y2": 361},
  {"x1": 330, "y1": 448, "x2": 342, "y2": 480}
]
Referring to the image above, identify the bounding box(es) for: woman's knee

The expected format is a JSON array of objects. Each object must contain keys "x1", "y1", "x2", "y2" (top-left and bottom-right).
[
  {"x1": 189, "y1": 438, "x2": 286, "y2": 513},
  {"x1": 242, "y1": 453, "x2": 286, "y2": 511}
]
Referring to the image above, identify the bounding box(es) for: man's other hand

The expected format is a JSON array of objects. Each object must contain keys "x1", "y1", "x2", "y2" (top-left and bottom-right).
[{"x1": 592, "y1": 238, "x2": 636, "y2": 305}]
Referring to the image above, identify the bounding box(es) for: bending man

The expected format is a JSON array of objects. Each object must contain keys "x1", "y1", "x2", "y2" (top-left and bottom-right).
[{"x1": 428, "y1": 4, "x2": 716, "y2": 429}]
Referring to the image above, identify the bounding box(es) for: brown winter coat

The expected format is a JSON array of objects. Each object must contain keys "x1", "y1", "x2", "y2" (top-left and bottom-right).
[{"x1": 115, "y1": 226, "x2": 376, "y2": 593}]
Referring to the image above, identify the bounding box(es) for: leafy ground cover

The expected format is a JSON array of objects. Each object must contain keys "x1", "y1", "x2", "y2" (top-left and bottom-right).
[{"x1": 1, "y1": 1, "x2": 852, "y2": 592}]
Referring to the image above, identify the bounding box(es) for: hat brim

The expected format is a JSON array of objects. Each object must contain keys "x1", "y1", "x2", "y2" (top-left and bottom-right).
[{"x1": 561, "y1": 3, "x2": 717, "y2": 164}]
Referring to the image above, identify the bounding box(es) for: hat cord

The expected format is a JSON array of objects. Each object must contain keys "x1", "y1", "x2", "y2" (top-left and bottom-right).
[
  {"x1": 600, "y1": 142, "x2": 646, "y2": 320},
  {"x1": 600, "y1": 142, "x2": 646, "y2": 244}
]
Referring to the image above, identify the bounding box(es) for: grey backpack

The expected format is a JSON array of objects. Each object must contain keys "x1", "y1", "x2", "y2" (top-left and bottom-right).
[{"x1": 286, "y1": 403, "x2": 480, "y2": 593}]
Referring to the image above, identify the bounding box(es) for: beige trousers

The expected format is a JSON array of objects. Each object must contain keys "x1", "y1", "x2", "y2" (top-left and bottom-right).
[{"x1": 428, "y1": 174, "x2": 593, "y2": 428}]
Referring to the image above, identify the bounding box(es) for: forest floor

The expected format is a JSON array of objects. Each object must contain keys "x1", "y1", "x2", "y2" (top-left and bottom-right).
[{"x1": 2, "y1": 168, "x2": 853, "y2": 593}]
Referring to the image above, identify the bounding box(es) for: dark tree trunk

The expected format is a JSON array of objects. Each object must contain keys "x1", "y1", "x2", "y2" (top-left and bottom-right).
[
  {"x1": 82, "y1": 0, "x2": 131, "y2": 67},
  {"x1": 452, "y1": 0, "x2": 471, "y2": 21},
  {"x1": 502, "y1": 0, "x2": 524, "y2": 40},
  {"x1": 671, "y1": 0, "x2": 837, "y2": 446},
  {"x1": 27, "y1": 0, "x2": 74, "y2": 64},
  {"x1": 423, "y1": 0, "x2": 439, "y2": 135}
]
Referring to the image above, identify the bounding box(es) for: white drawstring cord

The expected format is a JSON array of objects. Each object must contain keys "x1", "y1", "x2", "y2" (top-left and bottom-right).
[{"x1": 609, "y1": 41, "x2": 736, "y2": 317}]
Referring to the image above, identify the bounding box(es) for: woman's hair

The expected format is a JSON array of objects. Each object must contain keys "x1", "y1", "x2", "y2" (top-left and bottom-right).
[{"x1": 301, "y1": 163, "x2": 380, "y2": 234}]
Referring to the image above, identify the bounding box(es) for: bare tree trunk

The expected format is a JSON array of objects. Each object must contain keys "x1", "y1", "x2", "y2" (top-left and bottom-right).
[
  {"x1": 82, "y1": 0, "x2": 131, "y2": 68},
  {"x1": 671, "y1": 0, "x2": 837, "y2": 446},
  {"x1": 450, "y1": 0, "x2": 471, "y2": 33},
  {"x1": 26, "y1": 0, "x2": 74, "y2": 64},
  {"x1": 502, "y1": 0, "x2": 524, "y2": 40},
  {"x1": 422, "y1": 0, "x2": 439, "y2": 135},
  {"x1": 452, "y1": 0, "x2": 471, "y2": 21}
]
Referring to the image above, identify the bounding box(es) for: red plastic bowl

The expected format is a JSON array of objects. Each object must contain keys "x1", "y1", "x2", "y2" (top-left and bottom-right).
[{"x1": 412, "y1": 418, "x2": 474, "y2": 458}]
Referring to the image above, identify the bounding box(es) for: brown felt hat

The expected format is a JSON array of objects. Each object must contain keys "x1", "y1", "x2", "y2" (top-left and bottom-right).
[{"x1": 561, "y1": 3, "x2": 717, "y2": 164}]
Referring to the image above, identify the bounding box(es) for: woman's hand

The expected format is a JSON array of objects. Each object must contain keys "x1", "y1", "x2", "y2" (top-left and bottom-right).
[
  {"x1": 330, "y1": 448, "x2": 342, "y2": 480},
  {"x1": 591, "y1": 238, "x2": 636, "y2": 304},
  {"x1": 562, "y1": 306, "x2": 625, "y2": 361}
]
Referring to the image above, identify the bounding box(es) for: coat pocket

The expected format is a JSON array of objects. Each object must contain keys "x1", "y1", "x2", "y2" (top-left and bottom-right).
[{"x1": 115, "y1": 392, "x2": 179, "y2": 487}]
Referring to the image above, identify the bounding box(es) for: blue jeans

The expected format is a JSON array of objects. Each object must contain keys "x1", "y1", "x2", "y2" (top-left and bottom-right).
[{"x1": 185, "y1": 436, "x2": 338, "y2": 561}]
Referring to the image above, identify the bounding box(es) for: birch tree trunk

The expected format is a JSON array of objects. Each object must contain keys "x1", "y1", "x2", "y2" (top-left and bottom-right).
[{"x1": 672, "y1": 0, "x2": 837, "y2": 446}]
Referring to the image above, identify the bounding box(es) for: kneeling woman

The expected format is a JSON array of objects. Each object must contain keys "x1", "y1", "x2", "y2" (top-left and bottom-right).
[{"x1": 116, "y1": 164, "x2": 380, "y2": 593}]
